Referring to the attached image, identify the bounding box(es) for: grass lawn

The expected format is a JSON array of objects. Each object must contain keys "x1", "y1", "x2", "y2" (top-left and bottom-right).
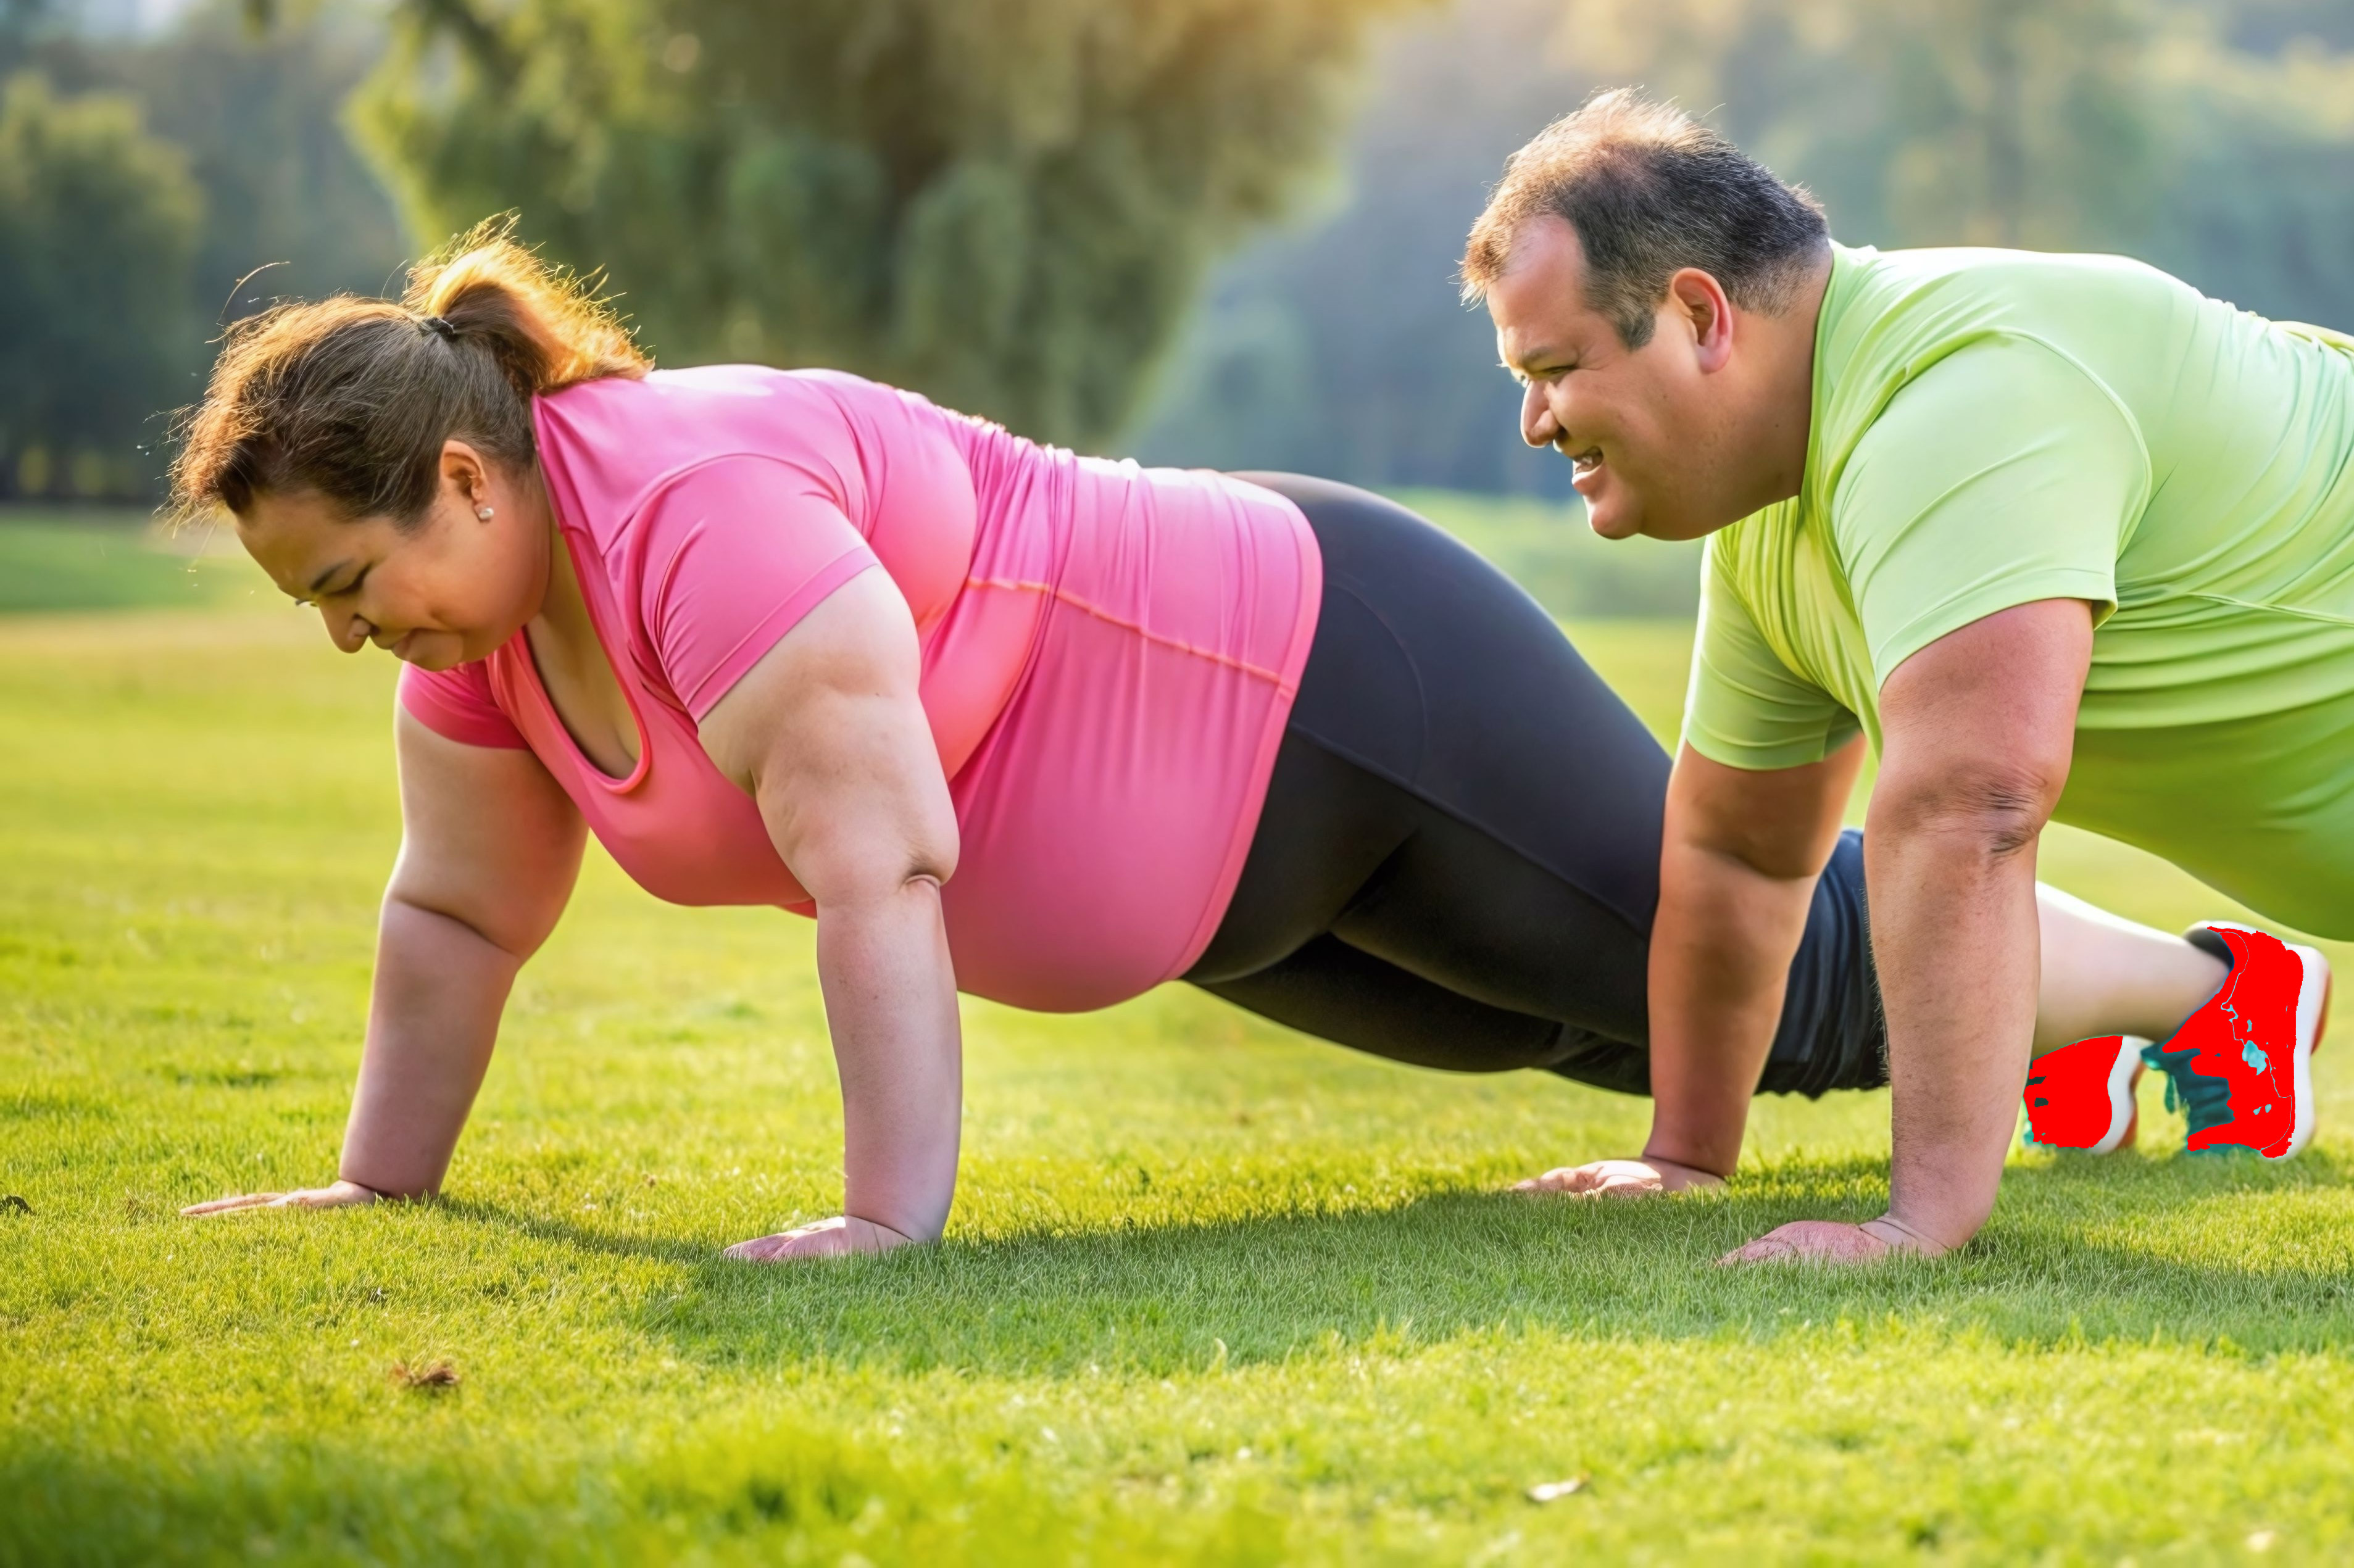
[
  {"x1": 0, "y1": 513, "x2": 258, "y2": 616},
  {"x1": 4, "y1": 536, "x2": 2353, "y2": 1564}
]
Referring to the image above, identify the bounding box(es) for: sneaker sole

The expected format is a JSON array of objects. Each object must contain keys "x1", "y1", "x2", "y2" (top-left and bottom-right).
[{"x1": 2088, "y1": 1038, "x2": 2142, "y2": 1155}]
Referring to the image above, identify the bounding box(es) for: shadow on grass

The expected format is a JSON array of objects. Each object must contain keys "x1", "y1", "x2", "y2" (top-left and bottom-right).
[
  {"x1": 436, "y1": 1196, "x2": 718, "y2": 1268},
  {"x1": 533, "y1": 1148, "x2": 2354, "y2": 1377}
]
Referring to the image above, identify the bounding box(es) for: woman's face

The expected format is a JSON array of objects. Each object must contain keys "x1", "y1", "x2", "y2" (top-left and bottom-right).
[{"x1": 236, "y1": 441, "x2": 549, "y2": 671}]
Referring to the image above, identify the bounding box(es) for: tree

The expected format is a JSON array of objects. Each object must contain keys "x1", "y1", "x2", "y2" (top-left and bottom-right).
[
  {"x1": 1553, "y1": 0, "x2": 2161, "y2": 253},
  {"x1": 0, "y1": 72, "x2": 202, "y2": 498},
  {"x1": 356, "y1": 0, "x2": 1420, "y2": 448}
]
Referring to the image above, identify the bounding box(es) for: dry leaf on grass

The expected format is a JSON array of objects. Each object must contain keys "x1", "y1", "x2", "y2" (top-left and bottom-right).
[{"x1": 388, "y1": 1359, "x2": 460, "y2": 1392}]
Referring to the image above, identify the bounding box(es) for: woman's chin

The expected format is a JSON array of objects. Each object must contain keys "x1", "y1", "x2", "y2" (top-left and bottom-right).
[{"x1": 394, "y1": 633, "x2": 472, "y2": 671}]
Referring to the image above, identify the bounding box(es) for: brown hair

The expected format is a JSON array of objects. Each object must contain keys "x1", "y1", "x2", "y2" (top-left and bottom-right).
[
  {"x1": 170, "y1": 218, "x2": 648, "y2": 529},
  {"x1": 1461, "y1": 89, "x2": 1828, "y2": 349}
]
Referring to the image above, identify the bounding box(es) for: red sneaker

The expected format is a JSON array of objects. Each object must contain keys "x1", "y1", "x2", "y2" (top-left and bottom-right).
[
  {"x1": 2142, "y1": 923, "x2": 2329, "y2": 1160},
  {"x1": 2023, "y1": 1034, "x2": 2142, "y2": 1153}
]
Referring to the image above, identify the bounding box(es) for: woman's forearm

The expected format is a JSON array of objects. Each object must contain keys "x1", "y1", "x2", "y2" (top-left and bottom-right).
[
  {"x1": 338, "y1": 896, "x2": 521, "y2": 1197},
  {"x1": 815, "y1": 876, "x2": 962, "y2": 1243},
  {"x1": 1645, "y1": 837, "x2": 1817, "y2": 1176}
]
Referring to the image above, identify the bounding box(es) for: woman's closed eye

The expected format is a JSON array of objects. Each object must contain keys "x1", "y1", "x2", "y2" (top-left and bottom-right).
[{"x1": 299, "y1": 567, "x2": 371, "y2": 608}]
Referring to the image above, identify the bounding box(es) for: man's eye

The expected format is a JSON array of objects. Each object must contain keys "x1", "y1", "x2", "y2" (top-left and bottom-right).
[{"x1": 293, "y1": 599, "x2": 315, "y2": 610}]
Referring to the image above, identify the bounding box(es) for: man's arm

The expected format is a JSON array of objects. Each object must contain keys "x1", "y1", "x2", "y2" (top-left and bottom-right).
[
  {"x1": 1520, "y1": 739, "x2": 1859, "y2": 1196},
  {"x1": 1648, "y1": 740, "x2": 1864, "y2": 1172},
  {"x1": 1725, "y1": 598, "x2": 2091, "y2": 1262}
]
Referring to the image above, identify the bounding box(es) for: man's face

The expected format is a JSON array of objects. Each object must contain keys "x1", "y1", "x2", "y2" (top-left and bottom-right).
[{"x1": 1487, "y1": 216, "x2": 1737, "y2": 542}]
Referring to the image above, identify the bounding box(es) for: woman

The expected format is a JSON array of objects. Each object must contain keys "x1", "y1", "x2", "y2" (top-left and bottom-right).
[{"x1": 177, "y1": 230, "x2": 2234, "y2": 1259}]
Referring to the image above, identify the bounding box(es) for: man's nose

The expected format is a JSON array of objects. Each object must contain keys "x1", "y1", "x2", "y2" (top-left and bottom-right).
[{"x1": 1520, "y1": 381, "x2": 1558, "y2": 449}]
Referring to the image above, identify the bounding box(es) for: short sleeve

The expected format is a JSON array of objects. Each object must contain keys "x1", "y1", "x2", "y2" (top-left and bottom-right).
[
  {"x1": 636, "y1": 458, "x2": 883, "y2": 721},
  {"x1": 1681, "y1": 540, "x2": 1861, "y2": 769},
  {"x1": 1832, "y1": 338, "x2": 2144, "y2": 688},
  {"x1": 398, "y1": 658, "x2": 528, "y2": 749}
]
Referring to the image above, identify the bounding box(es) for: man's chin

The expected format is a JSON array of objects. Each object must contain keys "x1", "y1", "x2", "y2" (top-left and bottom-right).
[{"x1": 1583, "y1": 501, "x2": 1645, "y2": 541}]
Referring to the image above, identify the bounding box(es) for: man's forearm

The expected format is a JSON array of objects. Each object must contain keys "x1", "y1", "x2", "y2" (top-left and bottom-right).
[
  {"x1": 1865, "y1": 813, "x2": 2044, "y2": 1250},
  {"x1": 817, "y1": 877, "x2": 962, "y2": 1243},
  {"x1": 340, "y1": 897, "x2": 520, "y2": 1197},
  {"x1": 1646, "y1": 839, "x2": 1818, "y2": 1176}
]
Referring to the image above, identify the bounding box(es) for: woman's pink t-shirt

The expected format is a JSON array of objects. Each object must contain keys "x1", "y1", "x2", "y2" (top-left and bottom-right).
[{"x1": 397, "y1": 367, "x2": 1321, "y2": 1012}]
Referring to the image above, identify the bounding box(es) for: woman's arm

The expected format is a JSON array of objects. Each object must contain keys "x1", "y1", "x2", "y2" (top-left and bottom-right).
[
  {"x1": 183, "y1": 711, "x2": 584, "y2": 1215},
  {"x1": 696, "y1": 568, "x2": 962, "y2": 1262}
]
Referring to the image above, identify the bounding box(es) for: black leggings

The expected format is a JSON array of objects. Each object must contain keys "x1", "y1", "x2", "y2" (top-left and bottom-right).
[{"x1": 1186, "y1": 475, "x2": 1886, "y2": 1098}]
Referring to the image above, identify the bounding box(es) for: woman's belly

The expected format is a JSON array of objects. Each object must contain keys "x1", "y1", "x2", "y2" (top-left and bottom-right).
[{"x1": 929, "y1": 466, "x2": 1321, "y2": 1011}]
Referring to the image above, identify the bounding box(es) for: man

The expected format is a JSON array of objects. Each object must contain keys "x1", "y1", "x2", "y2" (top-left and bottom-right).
[{"x1": 1463, "y1": 90, "x2": 2347, "y2": 1263}]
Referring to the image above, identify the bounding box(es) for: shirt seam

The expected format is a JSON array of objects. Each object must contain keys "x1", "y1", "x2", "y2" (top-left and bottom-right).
[
  {"x1": 962, "y1": 576, "x2": 1300, "y2": 691},
  {"x1": 1868, "y1": 566, "x2": 2119, "y2": 688}
]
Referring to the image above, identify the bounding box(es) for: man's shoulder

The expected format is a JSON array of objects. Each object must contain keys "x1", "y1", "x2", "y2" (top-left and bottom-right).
[
  {"x1": 1821, "y1": 244, "x2": 2197, "y2": 385},
  {"x1": 1831, "y1": 242, "x2": 2187, "y2": 317},
  {"x1": 1810, "y1": 245, "x2": 2197, "y2": 495}
]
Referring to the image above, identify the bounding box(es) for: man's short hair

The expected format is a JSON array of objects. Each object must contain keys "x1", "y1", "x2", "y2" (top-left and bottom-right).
[{"x1": 1462, "y1": 89, "x2": 1829, "y2": 348}]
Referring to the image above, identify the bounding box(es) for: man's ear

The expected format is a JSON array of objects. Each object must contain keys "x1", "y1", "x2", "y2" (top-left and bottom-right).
[{"x1": 1668, "y1": 268, "x2": 1736, "y2": 373}]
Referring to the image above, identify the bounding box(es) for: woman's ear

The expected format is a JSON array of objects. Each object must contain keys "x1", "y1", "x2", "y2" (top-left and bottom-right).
[{"x1": 438, "y1": 439, "x2": 495, "y2": 519}]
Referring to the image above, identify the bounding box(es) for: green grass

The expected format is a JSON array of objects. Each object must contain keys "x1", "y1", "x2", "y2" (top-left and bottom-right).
[
  {"x1": 5, "y1": 581, "x2": 2354, "y2": 1562},
  {"x1": 1392, "y1": 489, "x2": 1703, "y2": 619},
  {"x1": 0, "y1": 510, "x2": 268, "y2": 616}
]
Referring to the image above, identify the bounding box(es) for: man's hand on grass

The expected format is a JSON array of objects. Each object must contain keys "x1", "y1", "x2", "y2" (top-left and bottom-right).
[
  {"x1": 723, "y1": 1214, "x2": 917, "y2": 1263},
  {"x1": 1514, "y1": 1155, "x2": 1726, "y2": 1197},
  {"x1": 180, "y1": 1179, "x2": 382, "y2": 1217},
  {"x1": 1718, "y1": 1216, "x2": 1948, "y2": 1266}
]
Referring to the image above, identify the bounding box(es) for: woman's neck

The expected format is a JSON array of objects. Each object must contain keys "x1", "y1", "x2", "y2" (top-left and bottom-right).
[{"x1": 526, "y1": 473, "x2": 594, "y2": 645}]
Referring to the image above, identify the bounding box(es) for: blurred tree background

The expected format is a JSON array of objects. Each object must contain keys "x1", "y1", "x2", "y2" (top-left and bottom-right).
[
  {"x1": 360, "y1": 0, "x2": 1420, "y2": 449},
  {"x1": 0, "y1": 0, "x2": 406, "y2": 498},
  {"x1": 1, "y1": 0, "x2": 2350, "y2": 544},
  {"x1": 1132, "y1": 0, "x2": 2354, "y2": 502}
]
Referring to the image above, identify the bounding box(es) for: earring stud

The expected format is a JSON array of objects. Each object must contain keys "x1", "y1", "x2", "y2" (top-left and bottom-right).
[{"x1": 476, "y1": 506, "x2": 495, "y2": 521}]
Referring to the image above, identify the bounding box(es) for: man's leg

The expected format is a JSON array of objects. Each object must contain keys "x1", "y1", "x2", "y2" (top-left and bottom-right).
[{"x1": 2032, "y1": 884, "x2": 2228, "y2": 1053}]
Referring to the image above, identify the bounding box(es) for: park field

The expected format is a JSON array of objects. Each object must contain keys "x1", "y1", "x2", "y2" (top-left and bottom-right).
[{"x1": 4, "y1": 517, "x2": 2353, "y2": 1564}]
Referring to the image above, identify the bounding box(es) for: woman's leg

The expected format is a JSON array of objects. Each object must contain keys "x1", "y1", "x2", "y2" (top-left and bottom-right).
[{"x1": 1189, "y1": 727, "x2": 1657, "y2": 1092}]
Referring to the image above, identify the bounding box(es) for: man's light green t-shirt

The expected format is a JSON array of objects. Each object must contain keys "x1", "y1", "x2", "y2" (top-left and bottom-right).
[{"x1": 1684, "y1": 244, "x2": 2354, "y2": 936}]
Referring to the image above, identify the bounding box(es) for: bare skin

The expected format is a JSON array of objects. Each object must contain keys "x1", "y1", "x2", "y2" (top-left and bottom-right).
[
  {"x1": 180, "y1": 442, "x2": 959, "y2": 1262},
  {"x1": 1484, "y1": 217, "x2": 2221, "y2": 1264}
]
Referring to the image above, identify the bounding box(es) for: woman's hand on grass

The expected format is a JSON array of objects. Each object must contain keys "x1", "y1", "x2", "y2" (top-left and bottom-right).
[
  {"x1": 723, "y1": 1214, "x2": 917, "y2": 1263},
  {"x1": 1514, "y1": 1155, "x2": 1726, "y2": 1197},
  {"x1": 1718, "y1": 1216, "x2": 1949, "y2": 1266},
  {"x1": 180, "y1": 1179, "x2": 382, "y2": 1217}
]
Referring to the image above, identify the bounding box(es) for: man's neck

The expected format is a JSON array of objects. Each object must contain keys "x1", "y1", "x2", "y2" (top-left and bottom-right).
[{"x1": 1739, "y1": 249, "x2": 1834, "y2": 513}]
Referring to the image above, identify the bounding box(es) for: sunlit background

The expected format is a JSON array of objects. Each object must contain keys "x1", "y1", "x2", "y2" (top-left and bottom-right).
[{"x1": 6, "y1": 0, "x2": 2350, "y2": 525}]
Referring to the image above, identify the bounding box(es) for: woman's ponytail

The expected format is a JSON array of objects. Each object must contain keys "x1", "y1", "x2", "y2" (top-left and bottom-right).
[
  {"x1": 408, "y1": 218, "x2": 645, "y2": 401},
  {"x1": 172, "y1": 217, "x2": 647, "y2": 530}
]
